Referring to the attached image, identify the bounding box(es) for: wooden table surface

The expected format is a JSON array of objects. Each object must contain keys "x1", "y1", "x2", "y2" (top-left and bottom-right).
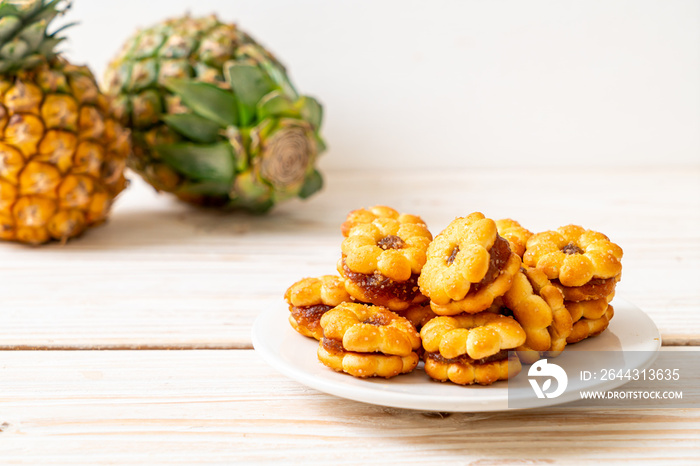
[{"x1": 1, "y1": 167, "x2": 699, "y2": 464}]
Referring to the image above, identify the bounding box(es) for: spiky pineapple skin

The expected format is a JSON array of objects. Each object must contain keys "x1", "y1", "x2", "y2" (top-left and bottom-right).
[
  {"x1": 0, "y1": 59, "x2": 129, "y2": 244},
  {"x1": 104, "y1": 15, "x2": 324, "y2": 210},
  {"x1": 105, "y1": 16, "x2": 256, "y2": 202}
]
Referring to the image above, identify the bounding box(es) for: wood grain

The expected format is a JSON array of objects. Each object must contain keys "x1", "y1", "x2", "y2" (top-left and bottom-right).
[
  {"x1": 0, "y1": 167, "x2": 697, "y2": 348},
  {"x1": 0, "y1": 349, "x2": 698, "y2": 464}
]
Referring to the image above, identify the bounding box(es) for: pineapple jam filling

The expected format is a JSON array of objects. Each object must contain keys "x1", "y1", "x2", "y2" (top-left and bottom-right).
[
  {"x1": 425, "y1": 349, "x2": 510, "y2": 366},
  {"x1": 446, "y1": 246, "x2": 459, "y2": 265},
  {"x1": 562, "y1": 242, "x2": 584, "y2": 255},
  {"x1": 341, "y1": 259, "x2": 421, "y2": 303},
  {"x1": 321, "y1": 336, "x2": 397, "y2": 356},
  {"x1": 362, "y1": 313, "x2": 392, "y2": 327},
  {"x1": 290, "y1": 304, "x2": 333, "y2": 334},
  {"x1": 552, "y1": 276, "x2": 617, "y2": 295},
  {"x1": 321, "y1": 337, "x2": 348, "y2": 355},
  {"x1": 470, "y1": 234, "x2": 512, "y2": 293},
  {"x1": 377, "y1": 234, "x2": 405, "y2": 250}
]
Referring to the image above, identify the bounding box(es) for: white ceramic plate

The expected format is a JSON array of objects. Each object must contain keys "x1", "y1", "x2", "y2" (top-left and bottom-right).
[{"x1": 251, "y1": 298, "x2": 661, "y2": 412}]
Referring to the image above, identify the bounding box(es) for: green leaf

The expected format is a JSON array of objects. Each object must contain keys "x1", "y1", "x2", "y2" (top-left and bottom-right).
[
  {"x1": 258, "y1": 58, "x2": 298, "y2": 100},
  {"x1": 222, "y1": 126, "x2": 249, "y2": 172},
  {"x1": 231, "y1": 169, "x2": 273, "y2": 212},
  {"x1": 30, "y1": 0, "x2": 64, "y2": 24},
  {"x1": 225, "y1": 63, "x2": 274, "y2": 126},
  {"x1": 14, "y1": 0, "x2": 43, "y2": 17},
  {"x1": 155, "y1": 142, "x2": 235, "y2": 184},
  {"x1": 48, "y1": 21, "x2": 78, "y2": 39},
  {"x1": 297, "y1": 96, "x2": 323, "y2": 129},
  {"x1": 0, "y1": 16, "x2": 21, "y2": 43},
  {"x1": 298, "y1": 169, "x2": 323, "y2": 199},
  {"x1": 0, "y1": 6, "x2": 21, "y2": 18},
  {"x1": 0, "y1": 37, "x2": 28, "y2": 60},
  {"x1": 37, "y1": 36, "x2": 64, "y2": 57},
  {"x1": 164, "y1": 79, "x2": 238, "y2": 127},
  {"x1": 20, "y1": 53, "x2": 42, "y2": 68},
  {"x1": 19, "y1": 19, "x2": 48, "y2": 50},
  {"x1": 162, "y1": 112, "x2": 222, "y2": 144},
  {"x1": 315, "y1": 135, "x2": 327, "y2": 154},
  {"x1": 233, "y1": 44, "x2": 296, "y2": 98},
  {"x1": 256, "y1": 90, "x2": 297, "y2": 120}
]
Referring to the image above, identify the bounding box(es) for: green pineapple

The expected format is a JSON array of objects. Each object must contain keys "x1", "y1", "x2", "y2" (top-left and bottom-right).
[{"x1": 104, "y1": 14, "x2": 325, "y2": 212}]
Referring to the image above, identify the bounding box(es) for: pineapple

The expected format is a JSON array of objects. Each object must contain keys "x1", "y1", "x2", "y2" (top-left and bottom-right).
[
  {"x1": 104, "y1": 14, "x2": 324, "y2": 212},
  {"x1": 0, "y1": 0, "x2": 130, "y2": 244}
]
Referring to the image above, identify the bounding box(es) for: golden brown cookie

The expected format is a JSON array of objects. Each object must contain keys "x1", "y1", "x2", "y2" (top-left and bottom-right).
[
  {"x1": 567, "y1": 305, "x2": 615, "y2": 344},
  {"x1": 502, "y1": 267, "x2": 573, "y2": 364},
  {"x1": 420, "y1": 312, "x2": 526, "y2": 360},
  {"x1": 341, "y1": 205, "x2": 427, "y2": 237},
  {"x1": 318, "y1": 337, "x2": 420, "y2": 378},
  {"x1": 394, "y1": 302, "x2": 437, "y2": 331},
  {"x1": 564, "y1": 293, "x2": 614, "y2": 322},
  {"x1": 418, "y1": 213, "x2": 521, "y2": 315},
  {"x1": 524, "y1": 224, "x2": 623, "y2": 287},
  {"x1": 423, "y1": 350, "x2": 522, "y2": 386},
  {"x1": 339, "y1": 217, "x2": 432, "y2": 311},
  {"x1": 495, "y1": 218, "x2": 533, "y2": 258},
  {"x1": 284, "y1": 275, "x2": 353, "y2": 340},
  {"x1": 318, "y1": 303, "x2": 421, "y2": 378}
]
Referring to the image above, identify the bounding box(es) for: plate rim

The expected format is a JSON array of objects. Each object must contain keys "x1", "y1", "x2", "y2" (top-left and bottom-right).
[{"x1": 252, "y1": 297, "x2": 661, "y2": 412}]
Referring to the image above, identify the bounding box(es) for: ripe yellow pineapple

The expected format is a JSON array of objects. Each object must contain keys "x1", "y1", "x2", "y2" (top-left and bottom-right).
[{"x1": 0, "y1": 0, "x2": 130, "y2": 244}]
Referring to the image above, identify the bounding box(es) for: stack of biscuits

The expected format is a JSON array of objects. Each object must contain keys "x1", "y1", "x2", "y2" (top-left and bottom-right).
[
  {"x1": 283, "y1": 206, "x2": 624, "y2": 386},
  {"x1": 523, "y1": 225, "x2": 622, "y2": 345}
]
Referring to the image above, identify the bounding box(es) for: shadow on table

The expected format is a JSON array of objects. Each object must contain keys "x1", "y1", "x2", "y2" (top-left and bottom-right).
[{"x1": 12, "y1": 199, "x2": 339, "y2": 252}]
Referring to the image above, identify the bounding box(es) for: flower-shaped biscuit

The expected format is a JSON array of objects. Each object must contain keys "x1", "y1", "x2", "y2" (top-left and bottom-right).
[
  {"x1": 565, "y1": 293, "x2": 614, "y2": 323},
  {"x1": 318, "y1": 338, "x2": 420, "y2": 379},
  {"x1": 420, "y1": 312, "x2": 526, "y2": 360},
  {"x1": 495, "y1": 218, "x2": 533, "y2": 258},
  {"x1": 395, "y1": 302, "x2": 437, "y2": 331},
  {"x1": 419, "y1": 311, "x2": 525, "y2": 385},
  {"x1": 320, "y1": 302, "x2": 421, "y2": 355},
  {"x1": 338, "y1": 217, "x2": 432, "y2": 310},
  {"x1": 317, "y1": 302, "x2": 421, "y2": 378},
  {"x1": 284, "y1": 275, "x2": 352, "y2": 340},
  {"x1": 524, "y1": 225, "x2": 623, "y2": 287},
  {"x1": 341, "y1": 205, "x2": 427, "y2": 237},
  {"x1": 418, "y1": 213, "x2": 521, "y2": 315},
  {"x1": 422, "y1": 351, "x2": 522, "y2": 386},
  {"x1": 502, "y1": 267, "x2": 573, "y2": 363},
  {"x1": 567, "y1": 305, "x2": 614, "y2": 344}
]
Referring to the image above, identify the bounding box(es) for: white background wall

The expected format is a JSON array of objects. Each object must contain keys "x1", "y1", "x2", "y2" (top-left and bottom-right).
[{"x1": 63, "y1": 0, "x2": 700, "y2": 170}]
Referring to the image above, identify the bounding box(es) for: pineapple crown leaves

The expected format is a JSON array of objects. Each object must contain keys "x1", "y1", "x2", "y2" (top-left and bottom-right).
[
  {"x1": 0, "y1": 0, "x2": 73, "y2": 73},
  {"x1": 156, "y1": 59, "x2": 324, "y2": 204},
  {"x1": 162, "y1": 59, "x2": 314, "y2": 130}
]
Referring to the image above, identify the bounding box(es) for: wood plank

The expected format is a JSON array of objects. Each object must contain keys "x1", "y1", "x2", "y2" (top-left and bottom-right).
[
  {"x1": 0, "y1": 349, "x2": 698, "y2": 464},
  {"x1": 0, "y1": 167, "x2": 698, "y2": 348}
]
